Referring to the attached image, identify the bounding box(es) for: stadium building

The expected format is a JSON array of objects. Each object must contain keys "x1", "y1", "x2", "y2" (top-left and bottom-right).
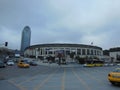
[{"x1": 24, "y1": 43, "x2": 103, "y2": 59}]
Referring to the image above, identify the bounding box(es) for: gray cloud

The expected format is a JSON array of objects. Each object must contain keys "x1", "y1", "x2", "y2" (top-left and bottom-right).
[{"x1": 0, "y1": 0, "x2": 120, "y2": 50}]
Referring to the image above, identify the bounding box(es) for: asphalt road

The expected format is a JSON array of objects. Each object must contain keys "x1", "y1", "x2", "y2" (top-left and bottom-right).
[{"x1": 0, "y1": 64, "x2": 120, "y2": 90}]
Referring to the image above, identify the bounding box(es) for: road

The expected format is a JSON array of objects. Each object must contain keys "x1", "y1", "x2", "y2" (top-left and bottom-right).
[{"x1": 0, "y1": 64, "x2": 120, "y2": 90}]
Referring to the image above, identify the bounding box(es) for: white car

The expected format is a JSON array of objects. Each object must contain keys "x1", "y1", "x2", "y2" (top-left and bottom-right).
[
  {"x1": 7, "y1": 60, "x2": 14, "y2": 66},
  {"x1": 103, "y1": 63, "x2": 109, "y2": 67},
  {"x1": 117, "y1": 63, "x2": 120, "y2": 66}
]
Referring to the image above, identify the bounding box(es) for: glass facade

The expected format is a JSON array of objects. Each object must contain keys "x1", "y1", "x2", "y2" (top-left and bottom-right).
[{"x1": 21, "y1": 26, "x2": 31, "y2": 53}]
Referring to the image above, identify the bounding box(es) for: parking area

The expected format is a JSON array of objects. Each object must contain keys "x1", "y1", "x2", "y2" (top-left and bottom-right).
[{"x1": 0, "y1": 64, "x2": 120, "y2": 90}]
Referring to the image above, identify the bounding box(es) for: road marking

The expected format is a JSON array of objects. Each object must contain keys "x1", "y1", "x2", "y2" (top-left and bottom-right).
[
  {"x1": 7, "y1": 68, "x2": 57, "y2": 90},
  {"x1": 75, "y1": 68, "x2": 105, "y2": 84},
  {"x1": 8, "y1": 80, "x2": 27, "y2": 90},
  {"x1": 33, "y1": 69, "x2": 59, "y2": 90},
  {"x1": 61, "y1": 68, "x2": 66, "y2": 90},
  {"x1": 18, "y1": 68, "x2": 51, "y2": 85},
  {"x1": 72, "y1": 68, "x2": 91, "y2": 90}
]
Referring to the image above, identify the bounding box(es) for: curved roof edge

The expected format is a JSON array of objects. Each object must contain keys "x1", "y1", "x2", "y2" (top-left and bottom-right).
[{"x1": 25, "y1": 43, "x2": 102, "y2": 50}]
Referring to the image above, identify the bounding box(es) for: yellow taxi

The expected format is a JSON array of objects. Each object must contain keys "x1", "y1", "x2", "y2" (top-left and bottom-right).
[
  {"x1": 17, "y1": 61, "x2": 30, "y2": 68},
  {"x1": 94, "y1": 63, "x2": 103, "y2": 67},
  {"x1": 108, "y1": 68, "x2": 120, "y2": 85}
]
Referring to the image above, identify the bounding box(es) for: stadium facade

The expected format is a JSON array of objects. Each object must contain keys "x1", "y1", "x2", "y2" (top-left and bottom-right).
[{"x1": 24, "y1": 43, "x2": 103, "y2": 59}]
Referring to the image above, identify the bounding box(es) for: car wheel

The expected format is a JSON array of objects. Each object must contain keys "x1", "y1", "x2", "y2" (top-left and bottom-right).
[{"x1": 110, "y1": 82, "x2": 116, "y2": 85}]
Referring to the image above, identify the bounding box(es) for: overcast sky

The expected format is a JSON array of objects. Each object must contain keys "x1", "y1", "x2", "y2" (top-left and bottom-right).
[{"x1": 0, "y1": 0, "x2": 120, "y2": 50}]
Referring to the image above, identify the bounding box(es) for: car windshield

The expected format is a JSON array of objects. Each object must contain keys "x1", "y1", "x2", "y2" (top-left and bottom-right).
[{"x1": 22, "y1": 62, "x2": 28, "y2": 64}]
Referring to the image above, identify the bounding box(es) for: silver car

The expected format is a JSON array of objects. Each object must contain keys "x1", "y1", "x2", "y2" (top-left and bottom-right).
[{"x1": 7, "y1": 60, "x2": 14, "y2": 66}]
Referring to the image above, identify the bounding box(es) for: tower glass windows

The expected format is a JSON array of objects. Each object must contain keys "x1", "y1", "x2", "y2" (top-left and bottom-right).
[{"x1": 21, "y1": 26, "x2": 31, "y2": 53}]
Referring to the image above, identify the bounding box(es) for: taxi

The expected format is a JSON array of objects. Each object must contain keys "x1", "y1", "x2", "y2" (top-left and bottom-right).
[
  {"x1": 17, "y1": 61, "x2": 30, "y2": 68},
  {"x1": 108, "y1": 68, "x2": 120, "y2": 85},
  {"x1": 94, "y1": 63, "x2": 103, "y2": 67}
]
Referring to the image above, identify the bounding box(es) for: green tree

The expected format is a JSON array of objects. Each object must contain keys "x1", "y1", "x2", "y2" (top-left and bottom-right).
[
  {"x1": 70, "y1": 52, "x2": 75, "y2": 59},
  {"x1": 75, "y1": 56, "x2": 85, "y2": 64}
]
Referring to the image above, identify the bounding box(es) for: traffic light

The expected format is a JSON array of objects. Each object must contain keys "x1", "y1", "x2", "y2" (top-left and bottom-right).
[{"x1": 5, "y1": 42, "x2": 8, "y2": 46}]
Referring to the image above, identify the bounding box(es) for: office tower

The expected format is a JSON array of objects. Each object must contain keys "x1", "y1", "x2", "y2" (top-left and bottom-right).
[{"x1": 21, "y1": 26, "x2": 31, "y2": 53}]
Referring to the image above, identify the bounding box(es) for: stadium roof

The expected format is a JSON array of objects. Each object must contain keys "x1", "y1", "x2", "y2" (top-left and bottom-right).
[{"x1": 25, "y1": 43, "x2": 102, "y2": 50}]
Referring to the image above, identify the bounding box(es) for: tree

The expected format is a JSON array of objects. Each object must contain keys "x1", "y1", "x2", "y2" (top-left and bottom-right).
[
  {"x1": 69, "y1": 52, "x2": 75, "y2": 60},
  {"x1": 75, "y1": 56, "x2": 85, "y2": 64},
  {"x1": 103, "y1": 50, "x2": 109, "y2": 56}
]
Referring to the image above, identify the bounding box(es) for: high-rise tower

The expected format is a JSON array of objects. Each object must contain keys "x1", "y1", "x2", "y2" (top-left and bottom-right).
[{"x1": 21, "y1": 26, "x2": 31, "y2": 53}]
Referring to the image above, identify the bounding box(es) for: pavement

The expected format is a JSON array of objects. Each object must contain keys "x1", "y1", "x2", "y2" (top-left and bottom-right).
[
  {"x1": 0, "y1": 65, "x2": 119, "y2": 90},
  {"x1": 1, "y1": 58, "x2": 119, "y2": 90},
  {"x1": 0, "y1": 61, "x2": 82, "y2": 90}
]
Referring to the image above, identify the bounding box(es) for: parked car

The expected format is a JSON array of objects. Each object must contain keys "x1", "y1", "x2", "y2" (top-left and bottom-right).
[
  {"x1": 103, "y1": 63, "x2": 109, "y2": 67},
  {"x1": 109, "y1": 63, "x2": 115, "y2": 66},
  {"x1": 29, "y1": 61, "x2": 37, "y2": 66},
  {"x1": 22, "y1": 59, "x2": 30, "y2": 64},
  {"x1": 17, "y1": 61, "x2": 30, "y2": 68},
  {"x1": 7, "y1": 60, "x2": 14, "y2": 66},
  {"x1": 108, "y1": 68, "x2": 120, "y2": 85},
  {"x1": 116, "y1": 63, "x2": 120, "y2": 66},
  {"x1": 0, "y1": 60, "x2": 6, "y2": 68}
]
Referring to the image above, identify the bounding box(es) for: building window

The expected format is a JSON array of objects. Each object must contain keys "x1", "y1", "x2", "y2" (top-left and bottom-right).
[
  {"x1": 91, "y1": 50, "x2": 93, "y2": 55},
  {"x1": 82, "y1": 49, "x2": 86, "y2": 55},
  {"x1": 97, "y1": 51, "x2": 99, "y2": 55},
  {"x1": 94, "y1": 50, "x2": 96, "y2": 55},
  {"x1": 65, "y1": 48, "x2": 70, "y2": 55},
  {"x1": 45, "y1": 51, "x2": 47, "y2": 54},
  {"x1": 77, "y1": 49, "x2": 81, "y2": 55},
  {"x1": 87, "y1": 49, "x2": 90, "y2": 55},
  {"x1": 48, "y1": 51, "x2": 53, "y2": 54}
]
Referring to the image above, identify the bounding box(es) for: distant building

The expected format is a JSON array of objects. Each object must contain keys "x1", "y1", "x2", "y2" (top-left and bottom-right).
[
  {"x1": 21, "y1": 26, "x2": 31, "y2": 54},
  {"x1": 109, "y1": 47, "x2": 120, "y2": 62}
]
